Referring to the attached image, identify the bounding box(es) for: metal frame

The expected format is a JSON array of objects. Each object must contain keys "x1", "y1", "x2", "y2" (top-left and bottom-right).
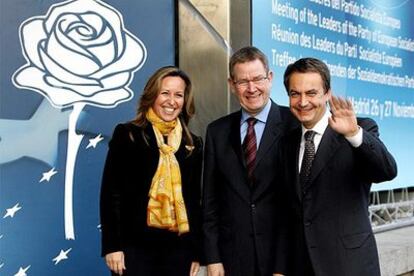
[{"x1": 370, "y1": 188, "x2": 414, "y2": 233}]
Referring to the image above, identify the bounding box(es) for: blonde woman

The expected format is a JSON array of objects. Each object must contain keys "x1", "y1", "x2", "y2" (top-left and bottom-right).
[{"x1": 100, "y1": 66, "x2": 202, "y2": 276}]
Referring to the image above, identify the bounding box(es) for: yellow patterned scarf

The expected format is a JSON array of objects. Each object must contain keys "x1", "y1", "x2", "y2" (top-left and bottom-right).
[{"x1": 146, "y1": 108, "x2": 189, "y2": 234}]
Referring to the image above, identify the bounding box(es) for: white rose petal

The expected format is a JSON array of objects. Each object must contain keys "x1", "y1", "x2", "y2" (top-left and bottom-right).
[
  {"x1": 87, "y1": 88, "x2": 132, "y2": 106},
  {"x1": 15, "y1": 66, "x2": 132, "y2": 108},
  {"x1": 91, "y1": 33, "x2": 145, "y2": 79},
  {"x1": 100, "y1": 71, "x2": 131, "y2": 90},
  {"x1": 39, "y1": 44, "x2": 100, "y2": 86},
  {"x1": 45, "y1": 76, "x2": 103, "y2": 96},
  {"x1": 44, "y1": 71, "x2": 130, "y2": 96},
  {"x1": 88, "y1": 41, "x2": 116, "y2": 67},
  {"x1": 21, "y1": 18, "x2": 47, "y2": 70}
]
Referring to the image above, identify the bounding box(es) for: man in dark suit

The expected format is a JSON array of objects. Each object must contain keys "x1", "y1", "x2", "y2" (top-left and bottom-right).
[
  {"x1": 278, "y1": 57, "x2": 397, "y2": 275},
  {"x1": 202, "y1": 46, "x2": 296, "y2": 276}
]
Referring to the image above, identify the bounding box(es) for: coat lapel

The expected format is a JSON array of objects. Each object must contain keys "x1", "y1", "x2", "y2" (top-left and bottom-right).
[
  {"x1": 306, "y1": 126, "x2": 343, "y2": 190},
  {"x1": 290, "y1": 128, "x2": 303, "y2": 201},
  {"x1": 230, "y1": 111, "x2": 246, "y2": 168},
  {"x1": 252, "y1": 103, "x2": 284, "y2": 200},
  {"x1": 227, "y1": 111, "x2": 252, "y2": 202},
  {"x1": 142, "y1": 124, "x2": 158, "y2": 148},
  {"x1": 175, "y1": 136, "x2": 190, "y2": 165},
  {"x1": 255, "y1": 102, "x2": 283, "y2": 167}
]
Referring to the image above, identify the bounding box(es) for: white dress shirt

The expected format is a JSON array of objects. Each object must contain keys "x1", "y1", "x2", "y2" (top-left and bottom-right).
[
  {"x1": 240, "y1": 100, "x2": 271, "y2": 149},
  {"x1": 298, "y1": 110, "x2": 363, "y2": 171}
]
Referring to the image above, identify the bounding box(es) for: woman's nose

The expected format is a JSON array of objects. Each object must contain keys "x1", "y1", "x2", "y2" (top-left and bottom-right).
[{"x1": 167, "y1": 95, "x2": 175, "y2": 104}]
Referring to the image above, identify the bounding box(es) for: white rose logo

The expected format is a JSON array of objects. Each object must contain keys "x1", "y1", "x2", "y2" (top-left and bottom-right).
[
  {"x1": 12, "y1": 0, "x2": 147, "y2": 240},
  {"x1": 13, "y1": 0, "x2": 146, "y2": 108}
]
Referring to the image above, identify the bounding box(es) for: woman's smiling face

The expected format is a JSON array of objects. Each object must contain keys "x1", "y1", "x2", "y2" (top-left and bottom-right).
[{"x1": 152, "y1": 76, "x2": 186, "y2": 122}]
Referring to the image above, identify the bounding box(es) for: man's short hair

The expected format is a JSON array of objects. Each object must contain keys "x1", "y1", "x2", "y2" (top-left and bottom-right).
[
  {"x1": 283, "y1": 57, "x2": 331, "y2": 93},
  {"x1": 229, "y1": 46, "x2": 269, "y2": 79}
]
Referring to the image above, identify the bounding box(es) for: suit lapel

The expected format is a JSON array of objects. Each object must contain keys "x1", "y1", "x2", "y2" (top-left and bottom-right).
[
  {"x1": 228, "y1": 111, "x2": 252, "y2": 202},
  {"x1": 306, "y1": 126, "x2": 343, "y2": 188},
  {"x1": 255, "y1": 102, "x2": 283, "y2": 166},
  {"x1": 230, "y1": 111, "x2": 246, "y2": 168},
  {"x1": 290, "y1": 128, "x2": 303, "y2": 201},
  {"x1": 252, "y1": 103, "x2": 284, "y2": 200}
]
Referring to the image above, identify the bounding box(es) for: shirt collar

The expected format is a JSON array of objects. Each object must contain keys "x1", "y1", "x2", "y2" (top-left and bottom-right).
[
  {"x1": 241, "y1": 99, "x2": 271, "y2": 124},
  {"x1": 301, "y1": 108, "x2": 330, "y2": 136}
]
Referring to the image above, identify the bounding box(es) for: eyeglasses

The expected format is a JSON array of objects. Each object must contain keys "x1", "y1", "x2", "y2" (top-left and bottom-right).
[{"x1": 233, "y1": 75, "x2": 268, "y2": 88}]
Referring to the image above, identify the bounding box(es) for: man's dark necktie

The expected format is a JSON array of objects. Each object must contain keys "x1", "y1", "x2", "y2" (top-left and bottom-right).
[
  {"x1": 243, "y1": 117, "x2": 257, "y2": 183},
  {"x1": 300, "y1": 130, "x2": 316, "y2": 190}
]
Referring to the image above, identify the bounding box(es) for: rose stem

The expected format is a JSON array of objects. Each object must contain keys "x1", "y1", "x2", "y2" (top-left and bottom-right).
[{"x1": 64, "y1": 103, "x2": 85, "y2": 240}]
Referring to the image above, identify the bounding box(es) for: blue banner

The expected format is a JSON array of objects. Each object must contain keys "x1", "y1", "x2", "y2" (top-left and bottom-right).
[{"x1": 253, "y1": 0, "x2": 414, "y2": 191}]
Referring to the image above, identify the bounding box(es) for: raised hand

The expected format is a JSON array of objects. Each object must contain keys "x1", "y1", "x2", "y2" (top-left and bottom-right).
[{"x1": 328, "y1": 95, "x2": 359, "y2": 137}]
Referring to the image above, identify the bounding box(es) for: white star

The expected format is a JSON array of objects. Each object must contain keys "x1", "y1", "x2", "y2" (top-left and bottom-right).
[
  {"x1": 0, "y1": 262, "x2": 4, "y2": 268},
  {"x1": 97, "y1": 224, "x2": 101, "y2": 232},
  {"x1": 39, "y1": 167, "x2": 57, "y2": 182},
  {"x1": 14, "y1": 265, "x2": 30, "y2": 276},
  {"x1": 3, "y1": 203, "x2": 22, "y2": 218},
  {"x1": 86, "y1": 134, "x2": 104, "y2": 149},
  {"x1": 0, "y1": 234, "x2": 3, "y2": 239},
  {"x1": 52, "y1": 248, "x2": 72, "y2": 265}
]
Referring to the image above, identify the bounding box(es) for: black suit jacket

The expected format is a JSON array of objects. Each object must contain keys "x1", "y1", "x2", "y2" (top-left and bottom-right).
[
  {"x1": 278, "y1": 117, "x2": 397, "y2": 276},
  {"x1": 100, "y1": 122, "x2": 203, "y2": 260},
  {"x1": 203, "y1": 101, "x2": 297, "y2": 276}
]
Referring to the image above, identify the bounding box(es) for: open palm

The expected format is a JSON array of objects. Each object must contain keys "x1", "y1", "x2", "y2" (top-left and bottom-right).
[{"x1": 328, "y1": 96, "x2": 359, "y2": 137}]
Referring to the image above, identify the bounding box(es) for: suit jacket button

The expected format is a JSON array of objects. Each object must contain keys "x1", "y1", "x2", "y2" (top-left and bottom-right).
[
  {"x1": 304, "y1": 221, "x2": 312, "y2": 226},
  {"x1": 251, "y1": 204, "x2": 255, "y2": 209}
]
